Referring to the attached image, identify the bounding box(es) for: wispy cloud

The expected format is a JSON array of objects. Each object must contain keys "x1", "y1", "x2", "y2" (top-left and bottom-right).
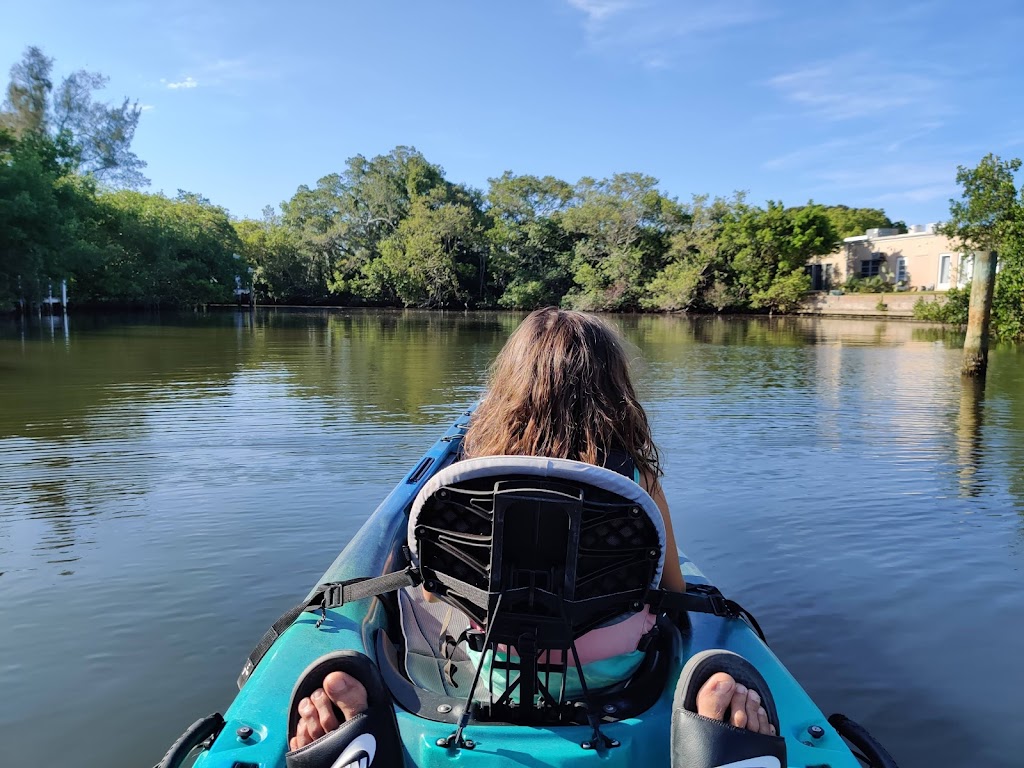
[
  {"x1": 762, "y1": 122, "x2": 947, "y2": 172},
  {"x1": 157, "y1": 57, "x2": 283, "y2": 95},
  {"x1": 762, "y1": 138, "x2": 862, "y2": 172},
  {"x1": 872, "y1": 184, "x2": 954, "y2": 205},
  {"x1": 566, "y1": 0, "x2": 767, "y2": 69},
  {"x1": 812, "y1": 162, "x2": 959, "y2": 211},
  {"x1": 817, "y1": 163, "x2": 953, "y2": 192},
  {"x1": 566, "y1": 0, "x2": 634, "y2": 23},
  {"x1": 163, "y1": 76, "x2": 198, "y2": 90},
  {"x1": 761, "y1": 123, "x2": 966, "y2": 215},
  {"x1": 140, "y1": 104, "x2": 155, "y2": 112},
  {"x1": 767, "y1": 52, "x2": 946, "y2": 121}
]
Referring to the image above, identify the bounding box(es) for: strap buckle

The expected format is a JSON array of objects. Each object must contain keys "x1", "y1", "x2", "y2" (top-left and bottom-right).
[{"x1": 687, "y1": 583, "x2": 738, "y2": 618}]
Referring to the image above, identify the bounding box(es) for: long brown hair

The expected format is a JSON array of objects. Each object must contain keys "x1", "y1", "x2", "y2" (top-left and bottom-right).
[{"x1": 463, "y1": 307, "x2": 662, "y2": 478}]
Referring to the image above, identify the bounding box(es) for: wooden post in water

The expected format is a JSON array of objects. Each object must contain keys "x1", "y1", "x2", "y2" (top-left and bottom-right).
[{"x1": 961, "y1": 251, "x2": 997, "y2": 377}]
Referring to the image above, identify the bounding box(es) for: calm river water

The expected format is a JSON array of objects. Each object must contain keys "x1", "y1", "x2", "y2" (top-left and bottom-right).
[{"x1": 1, "y1": 310, "x2": 1022, "y2": 768}]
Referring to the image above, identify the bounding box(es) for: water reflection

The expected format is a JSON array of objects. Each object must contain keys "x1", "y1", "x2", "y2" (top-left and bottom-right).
[
  {"x1": 3, "y1": 311, "x2": 1023, "y2": 567},
  {"x1": 957, "y1": 378, "x2": 986, "y2": 498}
]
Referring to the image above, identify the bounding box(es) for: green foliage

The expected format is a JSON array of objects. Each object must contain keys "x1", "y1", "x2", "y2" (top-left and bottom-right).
[
  {"x1": 643, "y1": 194, "x2": 736, "y2": 312},
  {"x1": 1, "y1": 46, "x2": 146, "y2": 188},
  {"x1": 913, "y1": 287, "x2": 969, "y2": 324},
  {"x1": 365, "y1": 187, "x2": 486, "y2": 307},
  {"x1": 0, "y1": 128, "x2": 97, "y2": 304},
  {"x1": 754, "y1": 268, "x2": 812, "y2": 313},
  {"x1": 81, "y1": 190, "x2": 241, "y2": 306},
  {"x1": 235, "y1": 211, "x2": 315, "y2": 303},
  {"x1": 721, "y1": 201, "x2": 837, "y2": 311},
  {"x1": 816, "y1": 204, "x2": 900, "y2": 239},
  {"x1": 486, "y1": 172, "x2": 573, "y2": 309},
  {"x1": 940, "y1": 154, "x2": 1021, "y2": 252},
  {"x1": 844, "y1": 275, "x2": 893, "y2": 294},
  {"x1": 561, "y1": 173, "x2": 683, "y2": 311},
  {"x1": 939, "y1": 154, "x2": 1024, "y2": 341},
  {"x1": 0, "y1": 124, "x2": 235, "y2": 307}
]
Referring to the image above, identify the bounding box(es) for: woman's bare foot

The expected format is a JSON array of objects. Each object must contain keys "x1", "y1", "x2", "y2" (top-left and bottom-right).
[
  {"x1": 289, "y1": 671, "x2": 369, "y2": 750},
  {"x1": 695, "y1": 672, "x2": 776, "y2": 736}
]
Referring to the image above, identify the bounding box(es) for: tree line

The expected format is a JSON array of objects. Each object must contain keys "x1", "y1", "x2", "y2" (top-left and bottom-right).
[
  {"x1": 2, "y1": 46, "x2": 1022, "y2": 341},
  {"x1": 236, "y1": 150, "x2": 900, "y2": 315},
  {"x1": 1, "y1": 47, "x2": 240, "y2": 309}
]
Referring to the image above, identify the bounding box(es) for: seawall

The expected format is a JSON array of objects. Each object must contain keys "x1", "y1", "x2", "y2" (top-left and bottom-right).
[{"x1": 797, "y1": 292, "x2": 946, "y2": 319}]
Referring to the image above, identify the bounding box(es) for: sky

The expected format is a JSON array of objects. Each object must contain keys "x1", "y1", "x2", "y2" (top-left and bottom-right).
[{"x1": 3, "y1": 0, "x2": 1023, "y2": 226}]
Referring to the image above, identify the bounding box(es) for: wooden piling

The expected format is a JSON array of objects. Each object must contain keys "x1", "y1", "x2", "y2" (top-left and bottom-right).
[{"x1": 961, "y1": 251, "x2": 997, "y2": 377}]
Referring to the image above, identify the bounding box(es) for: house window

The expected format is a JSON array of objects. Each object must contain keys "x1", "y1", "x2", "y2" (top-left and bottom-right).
[
  {"x1": 939, "y1": 254, "x2": 951, "y2": 286},
  {"x1": 896, "y1": 257, "x2": 907, "y2": 283},
  {"x1": 958, "y1": 253, "x2": 974, "y2": 286},
  {"x1": 860, "y1": 259, "x2": 882, "y2": 277}
]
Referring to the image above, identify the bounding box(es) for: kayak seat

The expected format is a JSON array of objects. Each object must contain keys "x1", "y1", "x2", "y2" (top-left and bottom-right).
[
  {"x1": 380, "y1": 455, "x2": 672, "y2": 729},
  {"x1": 396, "y1": 585, "x2": 474, "y2": 696}
]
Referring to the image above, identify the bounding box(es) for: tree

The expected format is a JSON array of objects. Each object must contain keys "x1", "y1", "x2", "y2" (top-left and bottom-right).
[
  {"x1": 364, "y1": 185, "x2": 486, "y2": 307},
  {"x1": 1, "y1": 46, "x2": 52, "y2": 137},
  {"x1": 940, "y1": 154, "x2": 1024, "y2": 341},
  {"x1": 816, "y1": 204, "x2": 901, "y2": 239},
  {"x1": 0, "y1": 46, "x2": 147, "y2": 188},
  {"x1": 721, "y1": 201, "x2": 838, "y2": 312},
  {"x1": 941, "y1": 154, "x2": 1022, "y2": 252},
  {"x1": 235, "y1": 211, "x2": 313, "y2": 303},
  {"x1": 0, "y1": 127, "x2": 101, "y2": 305},
  {"x1": 82, "y1": 190, "x2": 242, "y2": 307},
  {"x1": 485, "y1": 172, "x2": 574, "y2": 308},
  {"x1": 561, "y1": 173, "x2": 683, "y2": 311},
  {"x1": 280, "y1": 146, "x2": 452, "y2": 300},
  {"x1": 643, "y1": 194, "x2": 740, "y2": 312},
  {"x1": 51, "y1": 70, "x2": 146, "y2": 187}
]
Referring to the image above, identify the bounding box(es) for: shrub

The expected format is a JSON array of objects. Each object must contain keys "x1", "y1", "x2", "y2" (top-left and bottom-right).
[
  {"x1": 913, "y1": 287, "x2": 969, "y2": 324},
  {"x1": 844, "y1": 275, "x2": 893, "y2": 293}
]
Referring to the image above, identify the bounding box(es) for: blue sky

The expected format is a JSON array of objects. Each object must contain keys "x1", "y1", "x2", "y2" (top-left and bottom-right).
[{"x1": 3, "y1": 0, "x2": 1023, "y2": 226}]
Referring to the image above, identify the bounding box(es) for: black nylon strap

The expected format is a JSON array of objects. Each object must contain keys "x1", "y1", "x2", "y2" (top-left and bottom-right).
[
  {"x1": 649, "y1": 584, "x2": 767, "y2": 644},
  {"x1": 237, "y1": 567, "x2": 420, "y2": 690}
]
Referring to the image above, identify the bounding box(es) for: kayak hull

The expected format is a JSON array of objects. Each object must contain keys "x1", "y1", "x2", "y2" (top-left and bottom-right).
[{"x1": 193, "y1": 414, "x2": 860, "y2": 768}]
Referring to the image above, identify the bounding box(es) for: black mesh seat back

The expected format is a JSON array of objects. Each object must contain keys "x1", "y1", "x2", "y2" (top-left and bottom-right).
[{"x1": 411, "y1": 464, "x2": 663, "y2": 649}]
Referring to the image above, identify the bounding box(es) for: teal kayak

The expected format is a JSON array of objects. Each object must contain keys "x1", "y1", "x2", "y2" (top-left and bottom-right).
[{"x1": 165, "y1": 411, "x2": 892, "y2": 768}]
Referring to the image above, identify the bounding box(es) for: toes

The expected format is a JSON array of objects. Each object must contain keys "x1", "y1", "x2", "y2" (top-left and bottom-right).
[
  {"x1": 756, "y1": 705, "x2": 771, "y2": 736},
  {"x1": 730, "y1": 684, "x2": 748, "y2": 729},
  {"x1": 744, "y1": 689, "x2": 762, "y2": 733},
  {"x1": 324, "y1": 671, "x2": 368, "y2": 722},
  {"x1": 291, "y1": 672, "x2": 369, "y2": 753},
  {"x1": 312, "y1": 688, "x2": 339, "y2": 734},
  {"x1": 695, "y1": 672, "x2": 736, "y2": 721},
  {"x1": 293, "y1": 719, "x2": 312, "y2": 749},
  {"x1": 303, "y1": 710, "x2": 326, "y2": 741},
  {"x1": 298, "y1": 694, "x2": 325, "y2": 740}
]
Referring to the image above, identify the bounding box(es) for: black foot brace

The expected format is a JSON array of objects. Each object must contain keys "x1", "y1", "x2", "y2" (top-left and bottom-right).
[
  {"x1": 671, "y1": 650, "x2": 787, "y2": 768},
  {"x1": 285, "y1": 651, "x2": 403, "y2": 768}
]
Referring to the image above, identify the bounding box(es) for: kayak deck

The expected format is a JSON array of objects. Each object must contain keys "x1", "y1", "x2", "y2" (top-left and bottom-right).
[{"x1": 193, "y1": 414, "x2": 861, "y2": 767}]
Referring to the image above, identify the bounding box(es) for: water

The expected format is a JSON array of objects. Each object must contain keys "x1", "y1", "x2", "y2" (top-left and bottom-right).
[{"x1": 0, "y1": 310, "x2": 1021, "y2": 768}]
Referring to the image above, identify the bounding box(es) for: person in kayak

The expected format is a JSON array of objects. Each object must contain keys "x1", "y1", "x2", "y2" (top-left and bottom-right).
[
  {"x1": 460, "y1": 306, "x2": 685, "y2": 595},
  {"x1": 289, "y1": 308, "x2": 777, "y2": 754}
]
